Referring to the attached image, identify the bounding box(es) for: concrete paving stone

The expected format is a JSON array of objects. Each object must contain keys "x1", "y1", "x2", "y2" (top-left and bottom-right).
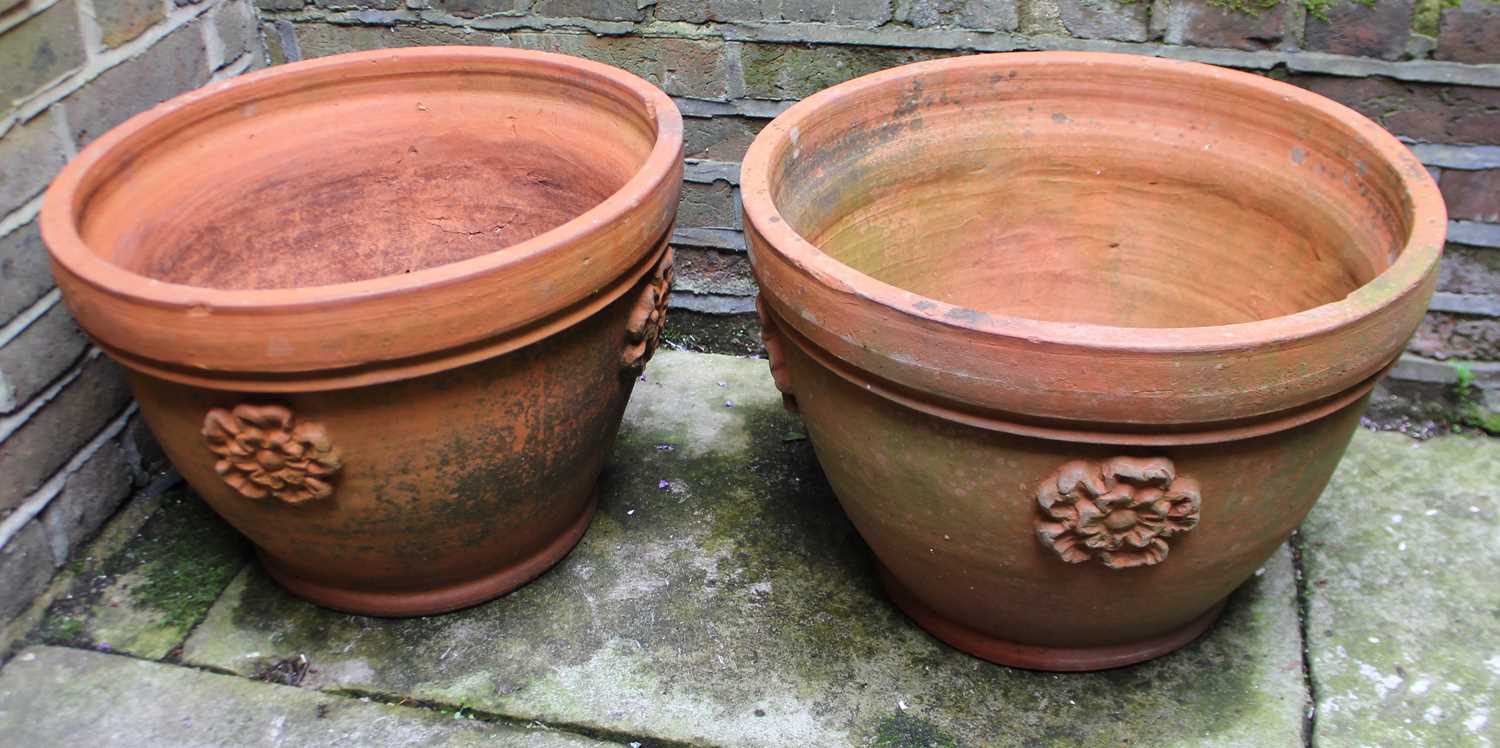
[
  {"x1": 1302, "y1": 429, "x2": 1500, "y2": 745},
  {"x1": 0, "y1": 645, "x2": 615, "y2": 747},
  {"x1": 182, "y1": 350, "x2": 1308, "y2": 748},
  {"x1": 35, "y1": 489, "x2": 251, "y2": 659}
]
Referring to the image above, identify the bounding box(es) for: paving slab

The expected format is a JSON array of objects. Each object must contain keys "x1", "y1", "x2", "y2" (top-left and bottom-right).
[
  {"x1": 0, "y1": 645, "x2": 612, "y2": 747},
  {"x1": 1301, "y1": 429, "x2": 1500, "y2": 746},
  {"x1": 182, "y1": 350, "x2": 1308, "y2": 748},
  {"x1": 34, "y1": 488, "x2": 251, "y2": 659}
]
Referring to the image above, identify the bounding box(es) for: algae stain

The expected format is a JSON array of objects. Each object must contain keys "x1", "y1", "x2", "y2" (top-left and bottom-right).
[
  {"x1": 129, "y1": 492, "x2": 252, "y2": 631},
  {"x1": 872, "y1": 711, "x2": 962, "y2": 748},
  {"x1": 35, "y1": 488, "x2": 251, "y2": 654}
]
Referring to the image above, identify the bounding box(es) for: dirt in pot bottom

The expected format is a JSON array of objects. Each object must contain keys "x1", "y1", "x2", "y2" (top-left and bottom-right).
[{"x1": 129, "y1": 136, "x2": 617, "y2": 290}]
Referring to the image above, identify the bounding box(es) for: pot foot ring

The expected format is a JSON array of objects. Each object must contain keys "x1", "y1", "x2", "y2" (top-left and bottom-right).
[
  {"x1": 876, "y1": 563, "x2": 1227, "y2": 672},
  {"x1": 258, "y1": 492, "x2": 598, "y2": 617}
]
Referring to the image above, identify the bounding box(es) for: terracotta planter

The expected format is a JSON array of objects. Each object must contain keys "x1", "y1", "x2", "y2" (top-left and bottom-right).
[
  {"x1": 741, "y1": 52, "x2": 1444, "y2": 670},
  {"x1": 42, "y1": 48, "x2": 683, "y2": 616}
]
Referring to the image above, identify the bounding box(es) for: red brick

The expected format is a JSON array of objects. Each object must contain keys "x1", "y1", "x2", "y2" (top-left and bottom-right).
[
  {"x1": 1438, "y1": 245, "x2": 1500, "y2": 294},
  {"x1": 1436, "y1": 0, "x2": 1500, "y2": 64},
  {"x1": 684, "y1": 116, "x2": 766, "y2": 162},
  {"x1": 1303, "y1": 0, "x2": 1413, "y2": 61},
  {"x1": 673, "y1": 246, "x2": 756, "y2": 296},
  {"x1": 1439, "y1": 169, "x2": 1500, "y2": 223},
  {"x1": 1410, "y1": 312, "x2": 1500, "y2": 361},
  {"x1": 1289, "y1": 75, "x2": 1500, "y2": 146},
  {"x1": 1153, "y1": 0, "x2": 1289, "y2": 51}
]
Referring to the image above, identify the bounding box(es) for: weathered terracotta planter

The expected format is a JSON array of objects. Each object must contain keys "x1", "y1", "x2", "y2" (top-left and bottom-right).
[
  {"x1": 741, "y1": 52, "x2": 1445, "y2": 670},
  {"x1": 42, "y1": 48, "x2": 683, "y2": 616}
]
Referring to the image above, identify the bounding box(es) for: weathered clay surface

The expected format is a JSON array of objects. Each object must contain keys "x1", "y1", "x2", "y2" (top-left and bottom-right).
[
  {"x1": 1302, "y1": 429, "x2": 1500, "y2": 745},
  {"x1": 0, "y1": 646, "x2": 610, "y2": 747},
  {"x1": 179, "y1": 351, "x2": 1308, "y2": 747},
  {"x1": 740, "y1": 51, "x2": 1445, "y2": 669},
  {"x1": 41, "y1": 48, "x2": 684, "y2": 616}
]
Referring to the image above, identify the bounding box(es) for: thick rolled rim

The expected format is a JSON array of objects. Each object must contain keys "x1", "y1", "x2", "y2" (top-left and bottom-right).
[
  {"x1": 41, "y1": 46, "x2": 683, "y2": 315},
  {"x1": 739, "y1": 51, "x2": 1446, "y2": 358}
]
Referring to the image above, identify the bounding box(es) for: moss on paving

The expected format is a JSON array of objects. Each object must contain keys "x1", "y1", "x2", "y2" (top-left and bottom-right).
[
  {"x1": 0, "y1": 646, "x2": 612, "y2": 747},
  {"x1": 33, "y1": 488, "x2": 251, "y2": 659},
  {"x1": 182, "y1": 351, "x2": 1307, "y2": 747},
  {"x1": 1302, "y1": 429, "x2": 1500, "y2": 745},
  {"x1": 874, "y1": 712, "x2": 961, "y2": 748}
]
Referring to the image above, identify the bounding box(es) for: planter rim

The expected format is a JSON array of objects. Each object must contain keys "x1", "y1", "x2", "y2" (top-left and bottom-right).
[
  {"x1": 41, "y1": 47, "x2": 682, "y2": 385},
  {"x1": 739, "y1": 51, "x2": 1445, "y2": 357},
  {"x1": 740, "y1": 51, "x2": 1446, "y2": 427}
]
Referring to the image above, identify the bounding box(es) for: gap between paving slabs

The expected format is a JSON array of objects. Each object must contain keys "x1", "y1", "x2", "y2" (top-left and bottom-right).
[
  {"x1": 31, "y1": 487, "x2": 252, "y2": 660},
  {"x1": 170, "y1": 351, "x2": 1308, "y2": 748},
  {"x1": 0, "y1": 645, "x2": 614, "y2": 746},
  {"x1": 1300, "y1": 429, "x2": 1500, "y2": 746}
]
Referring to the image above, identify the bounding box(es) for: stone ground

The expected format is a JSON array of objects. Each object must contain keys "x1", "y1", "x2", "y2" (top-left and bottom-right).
[{"x1": 1, "y1": 350, "x2": 1497, "y2": 747}]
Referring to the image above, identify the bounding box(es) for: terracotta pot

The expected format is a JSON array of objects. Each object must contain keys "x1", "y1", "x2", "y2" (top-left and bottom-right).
[
  {"x1": 741, "y1": 52, "x2": 1444, "y2": 670},
  {"x1": 42, "y1": 48, "x2": 683, "y2": 616}
]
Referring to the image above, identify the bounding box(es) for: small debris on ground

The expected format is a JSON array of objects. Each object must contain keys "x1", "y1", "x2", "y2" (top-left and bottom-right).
[{"x1": 254, "y1": 654, "x2": 310, "y2": 686}]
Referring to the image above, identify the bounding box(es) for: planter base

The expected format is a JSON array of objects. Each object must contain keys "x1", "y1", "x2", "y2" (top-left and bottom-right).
[
  {"x1": 260, "y1": 493, "x2": 598, "y2": 617},
  {"x1": 878, "y1": 564, "x2": 1226, "y2": 671}
]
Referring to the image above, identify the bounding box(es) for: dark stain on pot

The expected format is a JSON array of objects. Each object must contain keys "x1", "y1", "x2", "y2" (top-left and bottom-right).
[
  {"x1": 132, "y1": 135, "x2": 620, "y2": 290},
  {"x1": 893, "y1": 79, "x2": 925, "y2": 119}
]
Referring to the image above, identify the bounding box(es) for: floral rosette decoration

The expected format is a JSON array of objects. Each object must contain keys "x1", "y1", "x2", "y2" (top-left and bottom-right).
[
  {"x1": 201, "y1": 404, "x2": 342, "y2": 505},
  {"x1": 1035, "y1": 456, "x2": 1201, "y2": 569}
]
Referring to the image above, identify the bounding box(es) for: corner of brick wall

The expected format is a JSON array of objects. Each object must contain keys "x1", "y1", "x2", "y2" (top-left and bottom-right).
[{"x1": 0, "y1": 0, "x2": 269, "y2": 626}]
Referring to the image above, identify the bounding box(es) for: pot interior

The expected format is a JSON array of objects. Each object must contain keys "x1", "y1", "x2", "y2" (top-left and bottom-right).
[
  {"x1": 76, "y1": 62, "x2": 661, "y2": 290},
  {"x1": 769, "y1": 59, "x2": 1415, "y2": 328}
]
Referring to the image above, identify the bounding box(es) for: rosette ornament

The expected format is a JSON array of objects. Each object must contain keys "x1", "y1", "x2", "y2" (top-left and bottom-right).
[
  {"x1": 1035, "y1": 457, "x2": 1201, "y2": 569},
  {"x1": 201, "y1": 405, "x2": 342, "y2": 505}
]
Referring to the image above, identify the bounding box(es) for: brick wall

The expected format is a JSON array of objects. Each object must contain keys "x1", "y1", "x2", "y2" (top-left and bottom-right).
[
  {"x1": 0, "y1": 0, "x2": 265, "y2": 627},
  {"x1": 252, "y1": 0, "x2": 1500, "y2": 426}
]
